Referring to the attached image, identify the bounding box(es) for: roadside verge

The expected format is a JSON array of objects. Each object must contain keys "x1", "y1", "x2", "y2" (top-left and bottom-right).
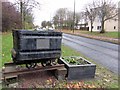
[{"x1": 61, "y1": 30, "x2": 119, "y2": 44}]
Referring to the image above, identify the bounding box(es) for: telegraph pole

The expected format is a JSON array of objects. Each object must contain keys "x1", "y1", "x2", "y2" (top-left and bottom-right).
[
  {"x1": 73, "y1": 0, "x2": 75, "y2": 33},
  {"x1": 20, "y1": 0, "x2": 23, "y2": 29}
]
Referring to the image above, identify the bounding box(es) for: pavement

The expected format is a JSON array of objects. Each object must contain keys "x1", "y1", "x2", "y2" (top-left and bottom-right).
[{"x1": 62, "y1": 33, "x2": 119, "y2": 74}]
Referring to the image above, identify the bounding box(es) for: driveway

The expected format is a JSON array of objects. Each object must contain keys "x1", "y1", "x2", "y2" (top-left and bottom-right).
[{"x1": 62, "y1": 33, "x2": 119, "y2": 74}]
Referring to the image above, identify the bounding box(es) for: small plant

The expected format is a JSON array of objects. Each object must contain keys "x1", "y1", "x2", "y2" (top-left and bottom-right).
[
  {"x1": 66, "y1": 58, "x2": 76, "y2": 64},
  {"x1": 63, "y1": 57, "x2": 88, "y2": 65}
]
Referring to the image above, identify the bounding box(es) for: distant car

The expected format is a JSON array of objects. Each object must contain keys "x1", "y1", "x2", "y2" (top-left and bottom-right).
[
  {"x1": 34, "y1": 27, "x2": 44, "y2": 31},
  {"x1": 48, "y1": 27, "x2": 55, "y2": 31},
  {"x1": 36, "y1": 28, "x2": 43, "y2": 31},
  {"x1": 43, "y1": 28, "x2": 47, "y2": 30}
]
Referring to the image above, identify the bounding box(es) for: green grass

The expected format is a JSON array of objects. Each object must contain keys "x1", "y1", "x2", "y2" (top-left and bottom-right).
[
  {"x1": 2, "y1": 32, "x2": 13, "y2": 66},
  {"x1": 0, "y1": 33, "x2": 2, "y2": 67},
  {"x1": 79, "y1": 31, "x2": 119, "y2": 39},
  {"x1": 1, "y1": 32, "x2": 118, "y2": 88},
  {"x1": 62, "y1": 45, "x2": 81, "y2": 57},
  {"x1": 62, "y1": 30, "x2": 119, "y2": 39}
]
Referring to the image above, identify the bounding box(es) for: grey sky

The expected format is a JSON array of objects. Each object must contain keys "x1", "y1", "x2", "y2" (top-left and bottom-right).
[
  {"x1": 10, "y1": 0, "x2": 119, "y2": 26},
  {"x1": 33, "y1": 0, "x2": 91, "y2": 26}
]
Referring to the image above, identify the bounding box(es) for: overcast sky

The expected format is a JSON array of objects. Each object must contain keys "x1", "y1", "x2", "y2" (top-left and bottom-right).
[{"x1": 10, "y1": 0, "x2": 119, "y2": 27}]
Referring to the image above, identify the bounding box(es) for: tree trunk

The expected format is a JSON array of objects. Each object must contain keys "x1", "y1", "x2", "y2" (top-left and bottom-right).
[
  {"x1": 90, "y1": 21, "x2": 93, "y2": 32},
  {"x1": 100, "y1": 20, "x2": 105, "y2": 33}
]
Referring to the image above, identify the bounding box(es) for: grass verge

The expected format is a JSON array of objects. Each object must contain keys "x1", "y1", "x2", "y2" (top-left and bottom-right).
[
  {"x1": 2, "y1": 32, "x2": 13, "y2": 67},
  {"x1": 62, "y1": 30, "x2": 119, "y2": 38},
  {"x1": 79, "y1": 31, "x2": 119, "y2": 39},
  {"x1": 61, "y1": 30, "x2": 119, "y2": 44}
]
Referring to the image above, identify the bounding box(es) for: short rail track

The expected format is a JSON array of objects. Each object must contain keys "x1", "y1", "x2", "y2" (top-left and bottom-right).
[{"x1": 2, "y1": 62, "x2": 66, "y2": 85}]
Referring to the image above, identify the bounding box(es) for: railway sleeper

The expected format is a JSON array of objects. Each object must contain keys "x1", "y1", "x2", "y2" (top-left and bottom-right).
[{"x1": 2, "y1": 75, "x2": 19, "y2": 87}]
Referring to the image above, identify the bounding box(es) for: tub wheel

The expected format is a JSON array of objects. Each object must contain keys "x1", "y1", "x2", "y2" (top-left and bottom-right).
[
  {"x1": 26, "y1": 63, "x2": 37, "y2": 69},
  {"x1": 41, "y1": 60, "x2": 51, "y2": 67}
]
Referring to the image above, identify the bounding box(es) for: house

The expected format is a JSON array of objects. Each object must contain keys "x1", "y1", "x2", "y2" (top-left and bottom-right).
[
  {"x1": 76, "y1": 20, "x2": 89, "y2": 30},
  {"x1": 87, "y1": 16, "x2": 118, "y2": 32}
]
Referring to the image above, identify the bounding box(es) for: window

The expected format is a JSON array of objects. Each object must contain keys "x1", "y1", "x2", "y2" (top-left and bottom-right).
[
  {"x1": 114, "y1": 19, "x2": 117, "y2": 21},
  {"x1": 97, "y1": 26, "x2": 101, "y2": 30},
  {"x1": 114, "y1": 26, "x2": 116, "y2": 29},
  {"x1": 92, "y1": 26, "x2": 94, "y2": 29},
  {"x1": 97, "y1": 26, "x2": 99, "y2": 30}
]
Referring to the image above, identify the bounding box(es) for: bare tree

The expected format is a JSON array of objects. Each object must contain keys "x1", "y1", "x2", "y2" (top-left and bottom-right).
[
  {"x1": 75, "y1": 12, "x2": 81, "y2": 28},
  {"x1": 2, "y1": 1, "x2": 22, "y2": 32},
  {"x1": 53, "y1": 15, "x2": 59, "y2": 29},
  {"x1": 95, "y1": 0, "x2": 118, "y2": 33},
  {"x1": 53, "y1": 8, "x2": 82, "y2": 30},
  {"x1": 79, "y1": 11, "x2": 88, "y2": 23},
  {"x1": 85, "y1": 2, "x2": 97, "y2": 32},
  {"x1": 66, "y1": 10, "x2": 74, "y2": 30},
  {"x1": 55, "y1": 8, "x2": 68, "y2": 30},
  {"x1": 46, "y1": 21, "x2": 52, "y2": 28},
  {"x1": 41, "y1": 21, "x2": 47, "y2": 28},
  {"x1": 14, "y1": 0, "x2": 41, "y2": 29},
  {"x1": 118, "y1": 2, "x2": 120, "y2": 32}
]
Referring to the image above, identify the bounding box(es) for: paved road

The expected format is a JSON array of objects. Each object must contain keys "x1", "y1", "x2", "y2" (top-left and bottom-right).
[{"x1": 62, "y1": 33, "x2": 119, "y2": 74}]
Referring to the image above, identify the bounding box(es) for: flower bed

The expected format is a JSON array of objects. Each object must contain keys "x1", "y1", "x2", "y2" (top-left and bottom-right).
[{"x1": 58, "y1": 56, "x2": 96, "y2": 80}]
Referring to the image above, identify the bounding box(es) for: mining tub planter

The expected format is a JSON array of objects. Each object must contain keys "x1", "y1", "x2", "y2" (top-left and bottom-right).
[{"x1": 58, "y1": 56, "x2": 96, "y2": 80}]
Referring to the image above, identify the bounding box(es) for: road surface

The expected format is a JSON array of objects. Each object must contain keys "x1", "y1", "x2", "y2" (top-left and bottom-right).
[{"x1": 62, "y1": 33, "x2": 119, "y2": 74}]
